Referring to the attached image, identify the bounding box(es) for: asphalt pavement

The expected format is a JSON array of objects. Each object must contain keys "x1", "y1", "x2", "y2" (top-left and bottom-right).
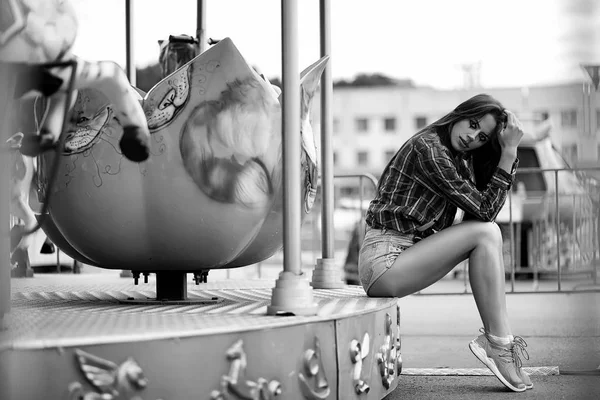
[{"x1": 385, "y1": 283, "x2": 600, "y2": 400}]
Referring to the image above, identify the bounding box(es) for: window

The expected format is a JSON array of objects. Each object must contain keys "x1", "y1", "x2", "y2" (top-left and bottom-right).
[
  {"x1": 357, "y1": 151, "x2": 368, "y2": 166},
  {"x1": 384, "y1": 117, "x2": 396, "y2": 132},
  {"x1": 415, "y1": 116, "x2": 428, "y2": 129},
  {"x1": 355, "y1": 118, "x2": 369, "y2": 133},
  {"x1": 333, "y1": 117, "x2": 340, "y2": 135},
  {"x1": 560, "y1": 110, "x2": 577, "y2": 128},
  {"x1": 384, "y1": 150, "x2": 396, "y2": 162},
  {"x1": 559, "y1": 143, "x2": 577, "y2": 165},
  {"x1": 563, "y1": 143, "x2": 577, "y2": 163},
  {"x1": 514, "y1": 147, "x2": 546, "y2": 194}
]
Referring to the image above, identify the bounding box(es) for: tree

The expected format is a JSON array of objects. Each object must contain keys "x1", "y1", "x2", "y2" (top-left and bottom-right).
[{"x1": 334, "y1": 73, "x2": 414, "y2": 88}]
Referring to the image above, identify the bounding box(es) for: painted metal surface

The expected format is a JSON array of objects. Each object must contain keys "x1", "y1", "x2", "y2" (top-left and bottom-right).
[
  {"x1": 34, "y1": 38, "x2": 327, "y2": 271},
  {"x1": 336, "y1": 305, "x2": 401, "y2": 399},
  {"x1": 0, "y1": 278, "x2": 400, "y2": 400},
  {"x1": 0, "y1": 0, "x2": 150, "y2": 162},
  {"x1": 0, "y1": 0, "x2": 78, "y2": 64},
  {"x1": 1, "y1": 0, "x2": 151, "y2": 283},
  {"x1": 34, "y1": 212, "x2": 98, "y2": 266}
]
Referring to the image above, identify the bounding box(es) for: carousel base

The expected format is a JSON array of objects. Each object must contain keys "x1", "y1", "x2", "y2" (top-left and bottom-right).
[{"x1": 0, "y1": 273, "x2": 401, "y2": 400}]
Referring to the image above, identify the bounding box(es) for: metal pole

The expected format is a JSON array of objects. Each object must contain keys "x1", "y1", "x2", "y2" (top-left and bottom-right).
[
  {"x1": 125, "y1": 0, "x2": 136, "y2": 86},
  {"x1": 587, "y1": 83, "x2": 592, "y2": 137},
  {"x1": 311, "y1": 0, "x2": 343, "y2": 288},
  {"x1": 359, "y1": 177, "x2": 365, "y2": 237},
  {"x1": 555, "y1": 171, "x2": 561, "y2": 291},
  {"x1": 267, "y1": 0, "x2": 318, "y2": 315},
  {"x1": 120, "y1": 0, "x2": 135, "y2": 280},
  {"x1": 319, "y1": 0, "x2": 334, "y2": 259},
  {"x1": 0, "y1": 64, "x2": 16, "y2": 328},
  {"x1": 281, "y1": 0, "x2": 302, "y2": 275},
  {"x1": 572, "y1": 194, "x2": 576, "y2": 270},
  {"x1": 592, "y1": 206, "x2": 600, "y2": 285},
  {"x1": 196, "y1": 0, "x2": 206, "y2": 53}
]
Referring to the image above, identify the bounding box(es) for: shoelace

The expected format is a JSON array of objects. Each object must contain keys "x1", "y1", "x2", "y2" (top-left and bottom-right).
[
  {"x1": 479, "y1": 328, "x2": 520, "y2": 365},
  {"x1": 495, "y1": 344, "x2": 516, "y2": 364},
  {"x1": 511, "y1": 336, "x2": 530, "y2": 369}
]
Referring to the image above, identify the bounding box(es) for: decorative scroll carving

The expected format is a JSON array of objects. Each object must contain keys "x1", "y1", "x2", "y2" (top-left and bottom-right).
[
  {"x1": 68, "y1": 349, "x2": 149, "y2": 400},
  {"x1": 349, "y1": 333, "x2": 370, "y2": 394},
  {"x1": 211, "y1": 339, "x2": 282, "y2": 400},
  {"x1": 376, "y1": 310, "x2": 402, "y2": 389},
  {"x1": 395, "y1": 305, "x2": 403, "y2": 374},
  {"x1": 298, "y1": 336, "x2": 330, "y2": 399}
]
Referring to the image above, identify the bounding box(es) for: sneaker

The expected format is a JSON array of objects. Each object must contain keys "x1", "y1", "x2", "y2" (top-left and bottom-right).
[
  {"x1": 469, "y1": 333, "x2": 526, "y2": 392},
  {"x1": 518, "y1": 369, "x2": 533, "y2": 390},
  {"x1": 513, "y1": 336, "x2": 533, "y2": 389}
]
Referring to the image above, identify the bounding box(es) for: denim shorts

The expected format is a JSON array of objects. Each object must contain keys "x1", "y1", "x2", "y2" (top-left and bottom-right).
[{"x1": 358, "y1": 226, "x2": 415, "y2": 295}]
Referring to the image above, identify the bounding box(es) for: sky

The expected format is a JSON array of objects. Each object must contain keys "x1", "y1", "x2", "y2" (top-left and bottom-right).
[{"x1": 70, "y1": 0, "x2": 600, "y2": 90}]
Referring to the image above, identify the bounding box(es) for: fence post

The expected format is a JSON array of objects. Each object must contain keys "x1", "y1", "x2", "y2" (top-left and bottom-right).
[{"x1": 555, "y1": 171, "x2": 561, "y2": 291}]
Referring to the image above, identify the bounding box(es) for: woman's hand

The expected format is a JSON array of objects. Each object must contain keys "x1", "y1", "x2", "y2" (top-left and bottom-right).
[{"x1": 498, "y1": 110, "x2": 524, "y2": 153}]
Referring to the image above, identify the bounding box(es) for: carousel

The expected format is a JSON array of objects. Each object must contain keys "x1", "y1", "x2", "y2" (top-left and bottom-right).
[{"x1": 0, "y1": 1, "x2": 401, "y2": 399}]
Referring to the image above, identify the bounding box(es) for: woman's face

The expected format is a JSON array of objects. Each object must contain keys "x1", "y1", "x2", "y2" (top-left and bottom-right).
[{"x1": 450, "y1": 113, "x2": 497, "y2": 152}]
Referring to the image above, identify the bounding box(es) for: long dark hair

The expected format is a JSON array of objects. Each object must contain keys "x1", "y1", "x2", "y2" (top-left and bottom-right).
[{"x1": 418, "y1": 94, "x2": 508, "y2": 190}]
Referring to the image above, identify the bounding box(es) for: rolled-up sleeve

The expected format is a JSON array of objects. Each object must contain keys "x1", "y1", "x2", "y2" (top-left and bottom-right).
[{"x1": 490, "y1": 160, "x2": 519, "y2": 191}]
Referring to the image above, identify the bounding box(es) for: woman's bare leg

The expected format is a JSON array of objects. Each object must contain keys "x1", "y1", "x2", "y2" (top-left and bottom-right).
[{"x1": 368, "y1": 221, "x2": 512, "y2": 337}]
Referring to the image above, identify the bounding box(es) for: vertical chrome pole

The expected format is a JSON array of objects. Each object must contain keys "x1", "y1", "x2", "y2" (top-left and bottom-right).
[
  {"x1": 582, "y1": 84, "x2": 587, "y2": 135},
  {"x1": 587, "y1": 84, "x2": 592, "y2": 137},
  {"x1": 555, "y1": 171, "x2": 561, "y2": 291},
  {"x1": 125, "y1": 0, "x2": 136, "y2": 86},
  {"x1": 572, "y1": 194, "x2": 576, "y2": 271},
  {"x1": 595, "y1": 205, "x2": 599, "y2": 285},
  {"x1": 319, "y1": 0, "x2": 334, "y2": 259},
  {"x1": 281, "y1": 0, "x2": 301, "y2": 276},
  {"x1": 196, "y1": 0, "x2": 206, "y2": 53},
  {"x1": 359, "y1": 177, "x2": 365, "y2": 236},
  {"x1": 0, "y1": 65, "x2": 15, "y2": 328},
  {"x1": 312, "y1": 0, "x2": 344, "y2": 288},
  {"x1": 268, "y1": 0, "x2": 318, "y2": 315},
  {"x1": 120, "y1": 0, "x2": 136, "y2": 279}
]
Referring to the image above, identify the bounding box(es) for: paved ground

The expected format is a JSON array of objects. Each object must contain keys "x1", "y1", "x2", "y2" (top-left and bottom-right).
[
  {"x1": 22, "y1": 263, "x2": 600, "y2": 399},
  {"x1": 387, "y1": 375, "x2": 599, "y2": 400},
  {"x1": 384, "y1": 283, "x2": 600, "y2": 399}
]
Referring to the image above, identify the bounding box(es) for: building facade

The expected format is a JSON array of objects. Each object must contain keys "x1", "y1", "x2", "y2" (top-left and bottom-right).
[{"x1": 308, "y1": 81, "x2": 599, "y2": 199}]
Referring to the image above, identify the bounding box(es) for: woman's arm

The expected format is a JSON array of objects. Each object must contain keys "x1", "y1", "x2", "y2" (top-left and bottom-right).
[
  {"x1": 415, "y1": 111, "x2": 524, "y2": 221},
  {"x1": 414, "y1": 138, "x2": 514, "y2": 221},
  {"x1": 497, "y1": 111, "x2": 523, "y2": 174}
]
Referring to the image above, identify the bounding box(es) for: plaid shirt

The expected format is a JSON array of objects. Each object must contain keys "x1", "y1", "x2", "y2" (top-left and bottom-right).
[{"x1": 365, "y1": 129, "x2": 517, "y2": 240}]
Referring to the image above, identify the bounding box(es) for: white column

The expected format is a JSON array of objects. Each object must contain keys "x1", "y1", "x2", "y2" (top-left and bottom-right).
[
  {"x1": 312, "y1": 0, "x2": 345, "y2": 288},
  {"x1": 267, "y1": 0, "x2": 318, "y2": 316}
]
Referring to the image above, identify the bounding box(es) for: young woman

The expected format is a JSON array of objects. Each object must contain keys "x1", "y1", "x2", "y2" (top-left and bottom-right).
[{"x1": 359, "y1": 94, "x2": 531, "y2": 392}]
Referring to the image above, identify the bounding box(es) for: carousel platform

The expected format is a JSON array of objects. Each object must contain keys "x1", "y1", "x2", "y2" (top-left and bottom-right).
[{"x1": 0, "y1": 273, "x2": 401, "y2": 400}]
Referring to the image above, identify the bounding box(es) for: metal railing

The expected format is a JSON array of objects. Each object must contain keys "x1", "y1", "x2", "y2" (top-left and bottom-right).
[
  {"x1": 333, "y1": 173, "x2": 378, "y2": 238},
  {"x1": 300, "y1": 167, "x2": 600, "y2": 294},
  {"x1": 14, "y1": 166, "x2": 600, "y2": 295},
  {"x1": 503, "y1": 166, "x2": 600, "y2": 293}
]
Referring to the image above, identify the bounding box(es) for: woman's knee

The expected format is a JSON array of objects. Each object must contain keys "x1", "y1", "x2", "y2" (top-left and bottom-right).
[{"x1": 472, "y1": 221, "x2": 503, "y2": 246}]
